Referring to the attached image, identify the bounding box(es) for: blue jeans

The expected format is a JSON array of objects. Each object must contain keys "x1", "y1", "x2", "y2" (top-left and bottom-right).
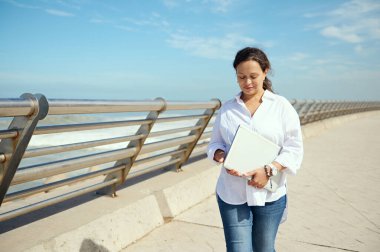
[{"x1": 217, "y1": 194, "x2": 286, "y2": 252}]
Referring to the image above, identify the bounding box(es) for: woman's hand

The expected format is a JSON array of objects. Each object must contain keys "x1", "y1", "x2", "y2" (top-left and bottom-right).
[
  {"x1": 244, "y1": 168, "x2": 269, "y2": 188},
  {"x1": 225, "y1": 168, "x2": 243, "y2": 177},
  {"x1": 214, "y1": 149, "x2": 243, "y2": 177},
  {"x1": 213, "y1": 149, "x2": 225, "y2": 163}
]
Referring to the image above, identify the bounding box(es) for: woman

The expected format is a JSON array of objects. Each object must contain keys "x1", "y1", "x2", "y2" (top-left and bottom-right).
[{"x1": 207, "y1": 47, "x2": 303, "y2": 252}]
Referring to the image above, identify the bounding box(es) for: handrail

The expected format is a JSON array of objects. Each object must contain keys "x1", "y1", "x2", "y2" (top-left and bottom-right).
[
  {"x1": 0, "y1": 98, "x2": 36, "y2": 117},
  {"x1": 47, "y1": 99, "x2": 165, "y2": 114},
  {"x1": 3, "y1": 165, "x2": 124, "y2": 203},
  {"x1": 0, "y1": 130, "x2": 18, "y2": 139},
  {"x1": 1, "y1": 93, "x2": 379, "y2": 222},
  {"x1": 33, "y1": 119, "x2": 153, "y2": 134},
  {"x1": 0, "y1": 94, "x2": 221, "y2": 222},
  {"x1": 21, "y1": 134, "x2": 145, "y2": 158},
  {"x1": 12, "y1": 148, "x2": 138, "y2": 185}
]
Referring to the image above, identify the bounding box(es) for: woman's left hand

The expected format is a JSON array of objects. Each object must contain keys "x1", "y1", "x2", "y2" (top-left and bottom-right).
[{"x1": 244, "y1": 168, "x2": 269, "y2": 188}]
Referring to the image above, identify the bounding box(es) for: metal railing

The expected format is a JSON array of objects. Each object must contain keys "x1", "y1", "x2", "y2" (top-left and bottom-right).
[
  {"x1": 290, "y1": 100, "x2": 380, "y2": 125},
  {"x1": 0, "y1": 94, "x2": 379, "y2": 222},
  {"x1": 0, "y1": 94, "x2": 220, "y2": 221}
]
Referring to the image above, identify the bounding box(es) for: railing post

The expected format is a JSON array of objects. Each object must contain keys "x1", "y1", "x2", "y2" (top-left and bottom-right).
[
  {"x1": 301, "y1": 100, "x2": 317, "y2": 124},
  {"x1": 296, "y1": 100, "x2": 308, "y2": 124},
  {"x1": 350, "y1": 102, "x2": 357, "y2": 114},
  {"x1": 358, "y1": 102, "x2": 366, "y2": 113},
  {"x1": 97, "y1": 98, "x2": 167, "y2": 196},
  {"x1": 318, "y1": 101, "x2": 329, "y2": 120},
  {"x1": 0, "y1": 93, "x2": 49, "y2": 205},
  {"x1": 324, "y1": 101, "x2": 336, "y2": 120},
  {"x1": 310, "y1": 100, "x2": 323, "y2": 123},
  {"x1": 343, "y1": 101, "x2": 350, "y2": 115},
  {"x1": 173, "y1": 99, "x2": 221, "y2": 172},
  {"x1": 329, "y1": 101, "x2": 340, "y2": 118}
]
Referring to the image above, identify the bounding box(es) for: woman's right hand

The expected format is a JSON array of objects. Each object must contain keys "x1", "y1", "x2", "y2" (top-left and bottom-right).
[
  {"x1": 225, "y1": 168, "x2": 243, "y2": 177},
  {"x1": 213, "y1": 149, "x2": 225, "y2": 163},
  {"x1": 214, "y1": 149, "x2": 242, "y2": 177}
]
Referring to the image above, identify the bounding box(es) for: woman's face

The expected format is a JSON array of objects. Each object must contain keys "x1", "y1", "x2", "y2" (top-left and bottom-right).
[{"x1": 236, "y1": 60, "x2": 267, "y2": 98}]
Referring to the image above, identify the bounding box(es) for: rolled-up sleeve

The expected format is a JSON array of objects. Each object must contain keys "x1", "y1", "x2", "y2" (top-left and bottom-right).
[
  {"x1": 274, "y1": 102, "x2": 304, "y2": 175},
  {"x1": 207, "y1": 109, "x2": 226, "y2": 164}
]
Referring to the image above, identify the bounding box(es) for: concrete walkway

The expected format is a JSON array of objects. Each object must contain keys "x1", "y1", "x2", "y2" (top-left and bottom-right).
[{"x1": 123, "y1": 112, "x2": 380, "y2": 252}]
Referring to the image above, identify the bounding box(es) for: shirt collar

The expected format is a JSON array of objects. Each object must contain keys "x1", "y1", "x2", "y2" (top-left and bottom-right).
[{"x1": 235, "y1": 89, "x2": 275, "y2": 103}]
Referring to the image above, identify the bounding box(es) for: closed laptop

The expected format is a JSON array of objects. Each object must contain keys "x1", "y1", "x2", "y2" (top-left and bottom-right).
[{"x1": 224, "y1": 125, "x2": 281, "y2": 192}]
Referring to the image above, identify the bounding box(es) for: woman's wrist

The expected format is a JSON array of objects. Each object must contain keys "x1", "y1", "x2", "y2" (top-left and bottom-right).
[
  {"x1": 215, "y1": 149, "x2": 224, "y2": 154},
  {"x1": 271, "y1": 161, "x2": 285, "y2": 172},
  {"x1": 263, "y1": 166, "x2": 271, "y2": 178}
]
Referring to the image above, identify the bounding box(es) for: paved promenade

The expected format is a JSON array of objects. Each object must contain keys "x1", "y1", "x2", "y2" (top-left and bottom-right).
[{"x1": 123, "y1": 112, "x2": 380, "y2": 252}]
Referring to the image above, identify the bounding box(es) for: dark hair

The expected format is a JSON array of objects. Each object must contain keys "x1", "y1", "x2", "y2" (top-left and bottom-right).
[{"x1": 233, "y1": 47, "x2": 273, "y2": 92}]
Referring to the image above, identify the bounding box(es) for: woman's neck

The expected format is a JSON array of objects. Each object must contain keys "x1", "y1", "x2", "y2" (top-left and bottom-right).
[{"x1": 241, "y1": 90, "x2": 265, "y2": 103}]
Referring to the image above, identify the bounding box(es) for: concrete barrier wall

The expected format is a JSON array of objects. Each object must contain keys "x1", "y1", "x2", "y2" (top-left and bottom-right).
[
  {"x1": 26, "y1": 196, "x2": 163, "y2": 252},
  {"x1": 301, "y1": 111, "x2": 378, "y2": 139},
  {"x1": 155, "y1": 166, "x2": 219, "y2": 218}
]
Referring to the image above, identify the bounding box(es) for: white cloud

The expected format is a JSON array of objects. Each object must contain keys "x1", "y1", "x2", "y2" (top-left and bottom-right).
[
  {"x1": 328, "y1": 0, "x2": 380, "y2": 18},
  {"x1": 167, "y1": 33, "x2": 256, "y2": 60},
  {"x1": 89, "y1": 18, "x2": 107, "y2": 24},
  {"x1": 289, "y1": 52, "x2": 309, "y2": 61},
  {"x1": 4, "y1": 0, "x2": 39, "y2": 9},
  {"x1": 123, "y1": 12, "x2": 170, "y2": 31},
  {"x1": 303, "y1": 12, "x2": 319, "y2": 18},
  {"x1": 355, "y1": 45, "x2": 364, "y2": 54},
  {"x1": 162, "y1": 0, "x2": 194, "y2": 8},
  {"x1": 162, "y1": 0, "x2": 232, "y2": 13},
  {"x1": 45, "y1": 9, "x2": 74, "y2": 17},
  {"x1": 55, "y1": 0, "x2": 81, "y2": 10},
  {"x1": 207, "y1": 0, "x2": 233, "y2": 13},
  {"x1": 5, "y1": 0, "x2": 79, "y2": 18},
  {"x1": 320, "y1": 26, "x2": 362, "y2": 43},
  {"x1": 279, "y1": 53, "x2": 358, "y2": 73},
  {"x1": 89, "y1": 14, "x2": 112, "y2": 24},
  {"x1": 360, "y1": 18, "x2": 380, "y2": 39},
  {"x1": 163, "y1": 0, "x2": 180, "y2": 8},
  {"x1": 115, "y1": 25, "x2": 134, "y2": 32},
  {"x1": 307, "y1": 0, "x2": 380, "y2": 44}
]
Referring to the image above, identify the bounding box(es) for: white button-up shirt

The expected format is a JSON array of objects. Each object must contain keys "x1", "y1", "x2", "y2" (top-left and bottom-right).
[{"x1": 207, "y1": 90, "x2": 303, "y2": 206}]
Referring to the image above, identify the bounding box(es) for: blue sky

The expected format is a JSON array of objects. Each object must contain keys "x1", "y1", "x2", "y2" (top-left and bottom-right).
[{"x1": 1, "y1": 0, "x2": 379, "y2": 101}]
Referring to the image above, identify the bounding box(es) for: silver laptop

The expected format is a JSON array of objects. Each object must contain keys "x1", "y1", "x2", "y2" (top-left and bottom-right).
[{"x1": 224, "y1": 125, "x2": 282, "y2": 192}]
